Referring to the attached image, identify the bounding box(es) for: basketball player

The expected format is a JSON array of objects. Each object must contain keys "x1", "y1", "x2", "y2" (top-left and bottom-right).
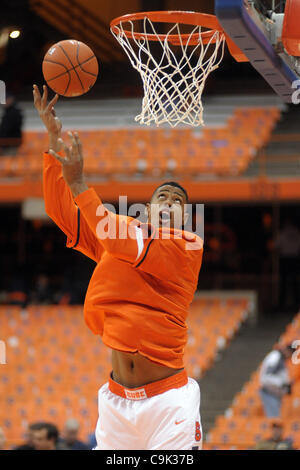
[{"x1": 33, "y1": 84, "x2": 204, "y2": 450}]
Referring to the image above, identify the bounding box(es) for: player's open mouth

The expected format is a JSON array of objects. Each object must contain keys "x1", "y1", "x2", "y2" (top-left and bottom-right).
[{"x1": 159, "y1": 209, "x2": 171, "y2": 224}]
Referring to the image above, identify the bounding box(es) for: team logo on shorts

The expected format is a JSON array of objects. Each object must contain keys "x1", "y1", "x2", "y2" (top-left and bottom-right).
[{"x1": 195, "y1": 421, "x2": 202, "y2": 442}]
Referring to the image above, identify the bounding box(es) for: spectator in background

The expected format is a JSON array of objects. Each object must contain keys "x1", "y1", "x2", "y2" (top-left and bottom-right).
[
  {"x1": 254, "y1": 421, "x2": 294, "y2": 450},
  {"x1": 259, "y1": 344, "x2": 294, "y2": 417},
  {"x1": 60, "y1": 419, "x2": 89, "y2": 450},
  {"x1": 275, "y1": 219, "x2": 300, "y2": 312},
  {"x1": 14, "y1": 424, "x2": 35, "y2": 450},
  {"x1": 30, "y1": 422, "x2": 67, "y2": 450},
  {"x1": 87, "y1": 432, "x2": 97, "y2": 450},
  {"x1": 0, "y1": 92, "x2": 23, "y2": 156},
  {"x1": 7, "y1": 263, "x2": 27, "y2": 308},
  {"x1": 31, "y1": 274, "x2": 52, "y2": 304},
  {"x1": 0, "y1": 427, "x2": 6, "y2": 450}
]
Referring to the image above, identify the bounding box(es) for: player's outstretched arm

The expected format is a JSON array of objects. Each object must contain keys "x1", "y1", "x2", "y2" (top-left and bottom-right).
[
  {"x1": 33, "y1": 85, "x2": 103, "y2": 263},
  {"x1": 49, "y1": 134, "x2": 145, "y2": 261}
]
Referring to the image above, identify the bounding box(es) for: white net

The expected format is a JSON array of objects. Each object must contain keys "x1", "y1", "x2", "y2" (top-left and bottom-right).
[{"x1": 111, "y1": 17, "x2": 225, "y2": 127}]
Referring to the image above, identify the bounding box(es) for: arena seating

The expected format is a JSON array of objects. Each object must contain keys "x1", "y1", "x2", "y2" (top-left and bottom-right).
[
  {"x1": 0, "y1": 297, "x2": 251, "y2": 448},
  {"x1": 204, "y1": 312, "x2": 300, "y2": 450},
  {"x1": 185, "y1": 298, "x2": 250, "y2": 378},
  {"x1": 0, "y1": 108, "x2": 280, "y2": 179}
]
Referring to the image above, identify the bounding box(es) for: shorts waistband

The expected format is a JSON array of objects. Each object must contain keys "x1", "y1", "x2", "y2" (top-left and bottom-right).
[{"x1": 108, "y1": 369, "x2": 188, "y2": 401}]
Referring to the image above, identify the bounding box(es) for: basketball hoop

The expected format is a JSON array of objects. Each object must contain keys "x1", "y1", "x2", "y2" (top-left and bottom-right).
[{"x1": 110, "y1": 11, "x2": 226, "y2": 127}]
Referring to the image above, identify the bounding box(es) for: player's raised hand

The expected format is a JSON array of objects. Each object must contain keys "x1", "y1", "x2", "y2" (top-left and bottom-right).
[
  {"x1": 33, "y1": 84, "x2": 62, "y2": 136},
  {"x1": 49, "y1": 132, "x2": 88, "y2": 197}
]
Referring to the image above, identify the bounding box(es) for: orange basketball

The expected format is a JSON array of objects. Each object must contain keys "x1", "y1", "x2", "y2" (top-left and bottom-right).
[{"x1": 42, "y1": 39, "x2": 98, "y2": 97}]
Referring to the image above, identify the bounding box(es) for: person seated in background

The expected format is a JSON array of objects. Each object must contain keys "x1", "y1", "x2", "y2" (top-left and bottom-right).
[
  {"x1": 259, "y1": 344, "x2": 294, "y2": 418},
  {"x1": 7, "y1": 263, "x2": 28, "y2": 308},
  {"x1": 87, "y1": 432, "x2": 97, "y2": 450},
  {"x1": 30, "y1": 422, "x2": 68, "y2": 450},
  {"x1": 255, "y1": 421, "x2": 294, "y2": 450},
  {"x1": 31, "y1": 273, "x2": 52, "y2": 304},
  {"x1": 14, "y1": 424, "x2": 35, "y2": 450},
  {"x1": 59, "y1": 419, "x2": 89, "y2": 450},
  {"x1": 0, "y1": 427, "x2": 6, "y2": 450},
  {"x1": 0, "y1": 92, "x2": 23, "y2": 156}
]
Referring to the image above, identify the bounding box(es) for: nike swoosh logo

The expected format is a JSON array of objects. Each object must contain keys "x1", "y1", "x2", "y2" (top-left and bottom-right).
[{"x1": 175, "y1": 420, "x2": 185, "y2": 425}]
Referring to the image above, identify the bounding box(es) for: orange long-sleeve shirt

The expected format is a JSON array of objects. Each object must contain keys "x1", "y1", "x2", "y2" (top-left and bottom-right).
[{"x1": 43, "y1": 152, "x2": 203, "y2": 368}]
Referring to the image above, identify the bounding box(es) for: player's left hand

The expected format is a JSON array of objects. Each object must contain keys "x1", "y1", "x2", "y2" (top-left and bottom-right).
[{"x1": 49, "y1": 132, "x2": 88, "y2": 197}]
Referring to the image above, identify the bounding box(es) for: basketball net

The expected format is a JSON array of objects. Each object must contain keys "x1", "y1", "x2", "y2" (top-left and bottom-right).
[{"x1": 111, "y1": 18, "x2": 225, "y2": 127}]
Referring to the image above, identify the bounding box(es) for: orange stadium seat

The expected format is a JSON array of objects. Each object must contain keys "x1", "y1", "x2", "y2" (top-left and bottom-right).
[
  {"x1": 0, "y1": 298, "x2": 251, "y2": 447},
  {"x1": 0, "y1": 107, "x2": 280, "y2": 180},
  {"x1": 184, "y1": 298, "x2": 250, "y2": 378}
]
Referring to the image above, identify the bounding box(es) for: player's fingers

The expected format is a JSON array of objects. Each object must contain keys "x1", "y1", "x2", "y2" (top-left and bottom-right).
[
  {"x1": 41, "y1": 85, "x2": 48, "y2": 109},
  {"x1": 49, "y1": 149, "x2": 65, "y2": 164},
  {"x1": 75, "y1": 134, "x2": 83, "y2": 160},
  {"x1": 74, "y1": 132, "x2": 83, "y2": 155},
  {"x1": 33, "y1": 84, "x2": 41, "y2": 109},
  {"x1": 58, "y1": 138, "x2": 71, "y2": 159},
  {"x1": 68, "y1": 131, "x2": 79, "y2": 156},
  {"x1": 46, "y1": 94, "x2": 59, "y2": 114},
  {"x1": 33, "y1": 84, "x2": 41, "y2": 99}
]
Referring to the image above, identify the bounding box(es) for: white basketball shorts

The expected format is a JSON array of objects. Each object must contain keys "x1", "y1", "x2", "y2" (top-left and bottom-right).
[{"x1": 94, "y1": 370, "x2": 202, "y2": 450}]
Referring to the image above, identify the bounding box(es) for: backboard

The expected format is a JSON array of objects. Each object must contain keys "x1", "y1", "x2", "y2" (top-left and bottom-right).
[{"x1": 215, "y1": 0, "x2": 300, "y2": 102}]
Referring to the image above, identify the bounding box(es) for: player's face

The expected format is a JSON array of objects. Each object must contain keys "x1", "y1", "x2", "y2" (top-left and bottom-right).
[{"x1": 147, "y1": 185, "x2": 187, "y2": 229}]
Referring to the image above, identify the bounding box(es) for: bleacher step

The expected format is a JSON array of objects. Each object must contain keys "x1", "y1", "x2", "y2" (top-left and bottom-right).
[{"x1": 198, "y1": 313, "x2": 294, "y2": 437}]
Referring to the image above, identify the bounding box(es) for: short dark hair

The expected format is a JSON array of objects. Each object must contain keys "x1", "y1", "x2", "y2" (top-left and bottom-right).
[
  {"x1": 29, "y1": 422, "x2": 59, "y2": 443},
  {"x1": 151, "y1": 181, "x2": 188, "y2": 203}
]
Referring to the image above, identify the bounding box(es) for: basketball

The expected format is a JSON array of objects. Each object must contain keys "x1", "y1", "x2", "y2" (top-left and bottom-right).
[{"x1": 42, "y1": 39, "x2": 98, "y2": 97}]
